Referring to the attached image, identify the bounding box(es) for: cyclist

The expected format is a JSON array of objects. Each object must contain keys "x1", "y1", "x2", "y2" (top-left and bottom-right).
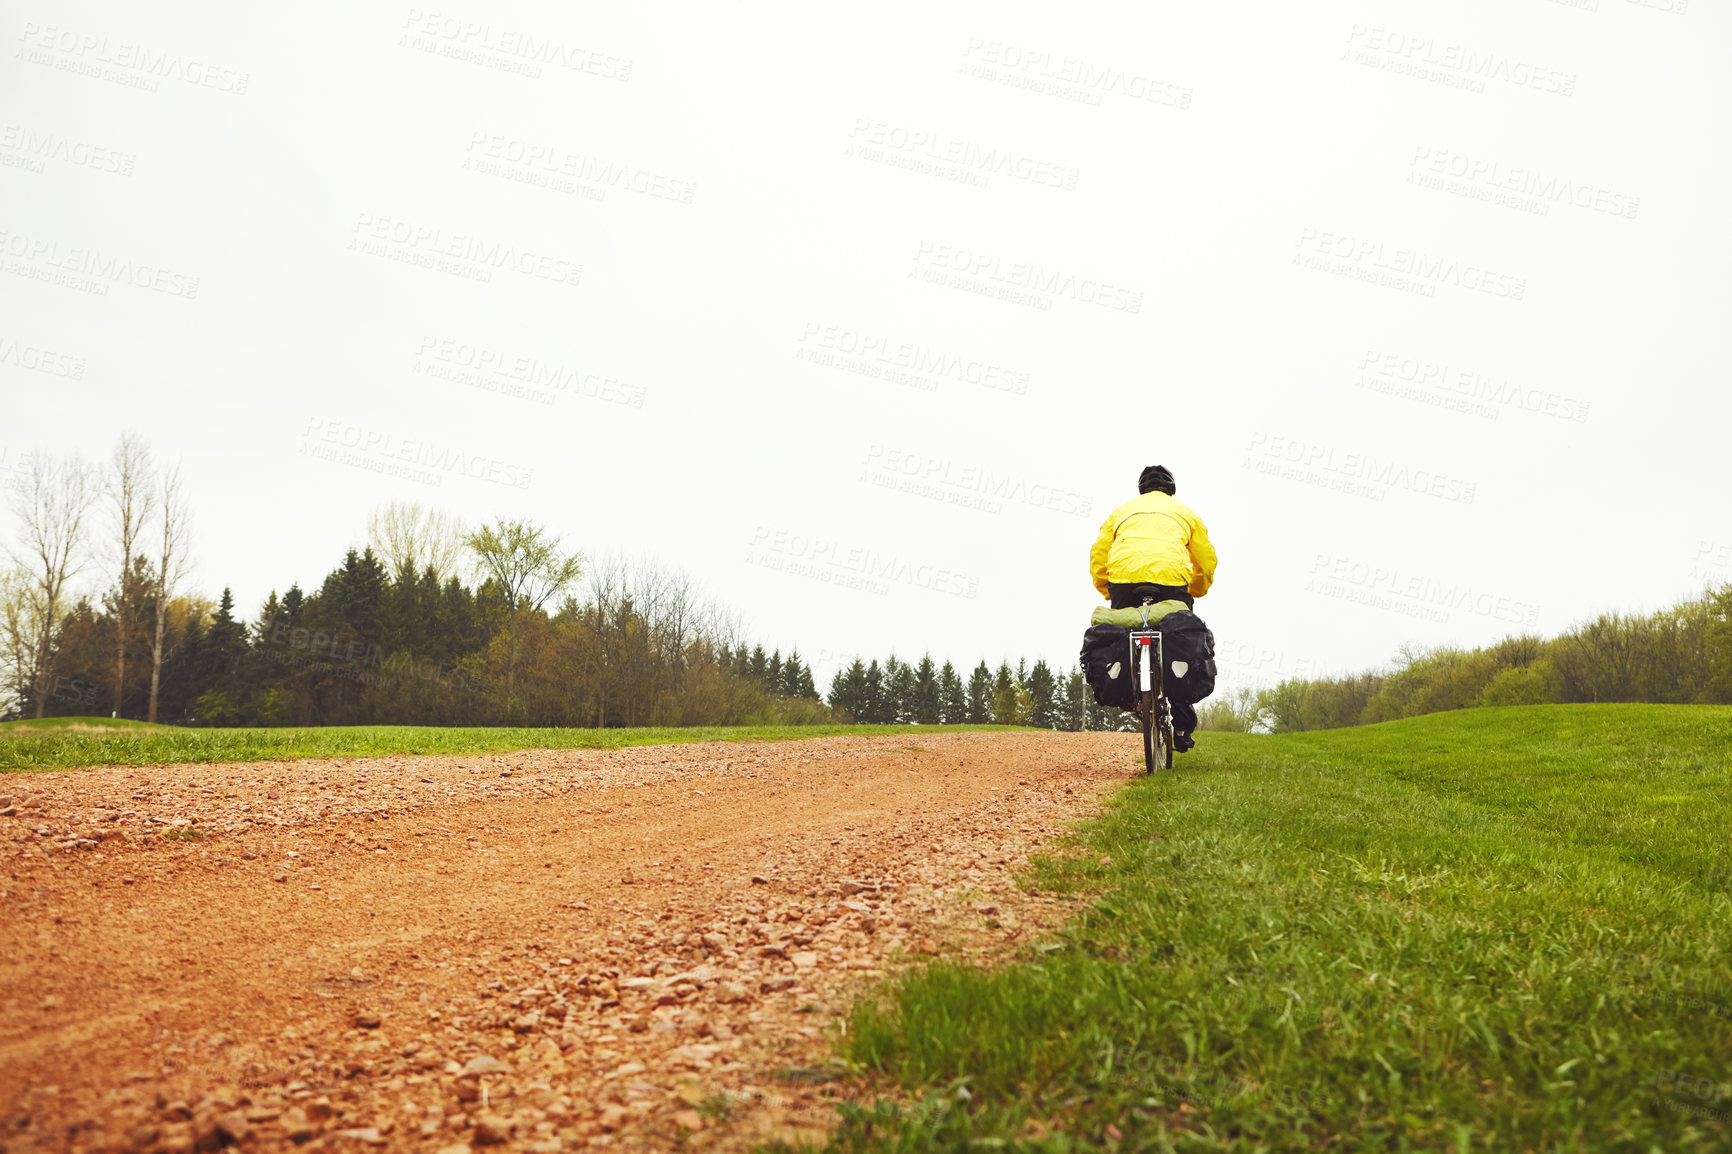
[{"x1": 1088, "y1": 465, "x2": 1217, "y2": 749}]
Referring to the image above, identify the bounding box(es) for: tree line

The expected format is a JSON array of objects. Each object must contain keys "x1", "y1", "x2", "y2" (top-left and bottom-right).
[
  {"x1": 823, "y1": 653, "x2": 1135, "y2": 731},
  {"x1": 25, "y1": 439, "x2": 1718, "y2": 737},
  {"x1": 1244, "y1": 585, "x2": 1732, "y2": 733},
  {"x1": 5, "y1": 437, "x2": 1138, "y2": 730}
]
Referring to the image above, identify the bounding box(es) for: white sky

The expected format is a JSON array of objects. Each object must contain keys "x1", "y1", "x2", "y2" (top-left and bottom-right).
[{"x1": 5, "y1": 0, "x2": 1729, "y2": 697}]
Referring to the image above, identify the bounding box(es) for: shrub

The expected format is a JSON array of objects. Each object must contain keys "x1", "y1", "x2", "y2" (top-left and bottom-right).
[{"x1": 1478, "y1": 658, "x2": 1563, "y2": 707}]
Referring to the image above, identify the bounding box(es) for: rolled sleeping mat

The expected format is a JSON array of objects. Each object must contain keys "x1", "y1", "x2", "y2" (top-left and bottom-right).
[{"x1": 1089, "y1": 599, "x2": 1190, "y2": 629}]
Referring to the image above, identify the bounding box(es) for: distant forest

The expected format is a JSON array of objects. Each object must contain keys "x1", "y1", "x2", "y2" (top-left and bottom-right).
[
  {"x1": 1239, "y1": 586, "x2": 1732, "y2": 733},
  {"x1": 14, "y1": 437, "x2": 1721, "y2": 735},
  {"x1": 2, "y1": 438, "x2": 1135, "y2": 730}
]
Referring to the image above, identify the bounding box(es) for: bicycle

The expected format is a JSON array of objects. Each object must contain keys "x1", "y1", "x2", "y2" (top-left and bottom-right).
[{"x1": 1128, "y1": 627, "x2": 1175, "y2": 774}]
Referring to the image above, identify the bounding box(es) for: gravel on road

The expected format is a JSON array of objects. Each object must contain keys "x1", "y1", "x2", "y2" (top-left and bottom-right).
[{"x1": 0, "y1": 730, "x2": 1135, "y2": 1152}]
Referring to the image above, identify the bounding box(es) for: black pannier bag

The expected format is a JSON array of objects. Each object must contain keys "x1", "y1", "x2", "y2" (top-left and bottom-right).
[
  {"x1": 1079, "y1": 613, "x2": 1217, "y2": 710},
  {"x1": 1157, "y1": 609, "x2": 1217, "y2": 705},
  {"x1": 1080, "y1": 623, "x2": 1136, "y2": 709}
]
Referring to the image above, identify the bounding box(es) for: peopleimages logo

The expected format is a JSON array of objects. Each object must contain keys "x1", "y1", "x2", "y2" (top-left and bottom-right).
[
  {"x1": 413, "y1": 335, "x2": 647, "y2": 409},
  {"x1": 299, "y1": 418, "x2": 533, "y2": 490},
  {"x1": 957, "y1": 38, "x2": 1193, "y2": 110},
  {"x1": 0, "y1": 334, "x2": 85, "y2": 380},
  {"x1": 845, "y1": 119, "x2": 1081, "y2": 190},
  {"x1": 861, "y1": 444, "x2": 1092, "y2": 518},
  {"x1": 265, "y1": 623, "x2": 484, "y2": 693},
  {"x1": 1357, "y1": 349, "x2": 1591, "y2": 424},
  {"x1": 0, "y1": 124, "x2": 136, "y2": 176},
  {"x1": 1244, "y1": 431, "x2": 1477, "y2": 505},
  {"x1": 1309, "y1": 553, "x2": 1540, "y2": 627},
  {"x1": 0, "y1": 227, "x2": 200, "y2": 299},
  {"x1": 796, "y1": 322, "x2": 1030, "y2": 395},
  {"x1": 910, "y1": 241, "x2": 1143, "y2": 313},
  {"x1": 348, "y1": 213, "x2": 582, "y2": 288},
  {"x1": 15, "y1": 22, "x2": 251, "y2": 94},
  {"x1": 1408, "y1": 147, "x2": 1639, "y2": 220},
  {"x1": 746, "y1": 526, "x2": 979, "y2": 599},
  {"x1": 1689, "y1": 540, "x2": 1731, "y2": 585},
  {"x1": 1294, "y1": 227, "x2": 1526, "y2": 301},
  {"x1": 1343, "y1": 24, "x2": 1576, "y2": 96},
  {"x1": 463, "y1": 132, "x2": 695, "y2": 205},
  {"x1": 398, "y1": 8, "x2": 632, "y2": 81},
  {"x1": 0, "y1": 447, "x2": 35, "y2": 495}
]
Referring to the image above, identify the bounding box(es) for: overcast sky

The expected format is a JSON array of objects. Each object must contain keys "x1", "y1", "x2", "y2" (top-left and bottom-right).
[{"x1": 5, "y1": 0, "x2": 1728, "y2": 696}]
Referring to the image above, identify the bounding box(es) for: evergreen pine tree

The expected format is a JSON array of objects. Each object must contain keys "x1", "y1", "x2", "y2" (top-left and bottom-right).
[
  {"x1": 281, "y1": 584, "x2": 304, "y2": 629},
  {"x1": 991, "y1": 661, "x2": 1018, "y2": 724},
  {"x1": 828, "y1": 659, "x2": 869, "y2": 720},
  {"x1": 766, "y1": 649, "x2": 783, "y2": 693},
  {"x1": 438, "y1": 575, "x2": 482, "y2": 665},
  {"x1": 188, "y1": 589, "x2": 250, "y2": 724},
  {"x1": 1027, "y1": 659, "x2": 1058, "y2": 729},
  {"x1": 881, "y1": 656, "x2": 902, "y2": 721},
  {"x1": 965, "y1": 661, "x2": 993, "y2": 723},
  {"x1": 1057, "y1": 668, "x2": 1087, "y2": 731},
  {"x1": 254, "y1": 592, "x2": 284, "y2": 645},
  {"x1": 749, "y1": 645, "x2": 768, "y2": 684},
  {"x1": 330, "y1": 549, "x2": 389, "y2": 643},
  {"x1": 862, "y1": 659, "x2": 886, "y2": 723},
  {"x1": 938, "y1": 661, "x2": 967, "y2": 723},
  {"x1": 1050, "y1": 667, "x2": 1071, "y2": 731},
  {"x1": 158, "y1": 607, "x2": 207, "y2": 724},
  {"x1": 203, "y1": 589, "x2": 248, "y2": 681},
  {"x1": 913, "y1": 655, "x2": 939, "y2": 724},
  {"x1": 378, "y1": 566, "x2": 424, "y2": 675},
  {"x1": 885, "y1": 658, "x2": 918, "y2": 724}
]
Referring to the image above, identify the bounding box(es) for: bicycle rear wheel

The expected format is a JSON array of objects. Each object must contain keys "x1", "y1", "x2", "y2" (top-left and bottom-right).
[{"x1": 1141, "y1": 693, "x2": 1157, "y2": 775}]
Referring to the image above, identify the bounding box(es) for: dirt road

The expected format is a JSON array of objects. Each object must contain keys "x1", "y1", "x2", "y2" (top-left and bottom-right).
[{"x1": 0, "y1": 731, "x2": 1134, "y2": 1152}]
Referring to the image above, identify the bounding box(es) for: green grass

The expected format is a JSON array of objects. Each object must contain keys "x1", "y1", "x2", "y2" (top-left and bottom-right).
[
  {"x1": 0, "y1": 718, "x2": 1028, "y2": 772},
  {"x1": 828, "y1": 704, "x2": 1732, "y2": 1153}
]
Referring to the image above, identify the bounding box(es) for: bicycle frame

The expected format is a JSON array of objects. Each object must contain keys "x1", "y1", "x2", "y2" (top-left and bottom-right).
[
  {"x1": 1128, "y1": 629, "x2": 1173, "y2": 772},
  {"x1": 1129, "y1": 630, "x2": 1164, "y2": 699}
]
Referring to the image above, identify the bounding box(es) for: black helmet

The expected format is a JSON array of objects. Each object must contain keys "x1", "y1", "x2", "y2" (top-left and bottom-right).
[{"x1": 1138, "y1": 465, "x2": 1175, "y2": 495}]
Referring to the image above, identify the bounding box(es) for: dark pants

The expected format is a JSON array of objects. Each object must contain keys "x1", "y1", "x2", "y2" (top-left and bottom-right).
[
  {"x1": 1107, "y1": 582, "x2": 1197, "y2": 741},
  {"x1": 1109, "y1": 582, "x2": 1194, "y2": 610}
]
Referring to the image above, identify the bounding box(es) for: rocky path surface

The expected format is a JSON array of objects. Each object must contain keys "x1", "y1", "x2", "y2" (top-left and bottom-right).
[{"x1": 0, "y1": 731, "x2": 1134, "y2": 1153}]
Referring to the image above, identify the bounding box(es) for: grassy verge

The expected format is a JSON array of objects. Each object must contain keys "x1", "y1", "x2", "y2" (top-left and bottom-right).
[
  {"x1": 0, "y1": 718, "x2": 1028, "y2": 772},
  {"x1": 828, "y1": 704, "x2": 1732, "y2": 1152}
]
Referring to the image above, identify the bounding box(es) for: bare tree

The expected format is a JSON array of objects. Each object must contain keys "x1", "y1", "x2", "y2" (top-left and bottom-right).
[
  {"x1": 366, "y1": 500, "x2": 467, "y2": 582},
  {"x1": 0, "y1": 565, "x2": 39, "y2": 718},
  {"x1": 576, "y1": 554, "x2": 733, "y2": 727},
  {"x1": 6, "y1": 452, "x2": 98, "y2": 717},
  {"x1": 106, "y1": 433, "x2": 155, "y2": 718},
  {"x1": 145, "y1": 465, "x2": 192, "y2": 724}
]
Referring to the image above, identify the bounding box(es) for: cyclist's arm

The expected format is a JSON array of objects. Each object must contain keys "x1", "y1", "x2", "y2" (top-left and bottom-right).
[
  {"x1": 1187, "y1": 517, "x2": 1218, "y2": 597},
  {"x1": 1089, "y1": 514, "x2": 1116, "y2": 599}
]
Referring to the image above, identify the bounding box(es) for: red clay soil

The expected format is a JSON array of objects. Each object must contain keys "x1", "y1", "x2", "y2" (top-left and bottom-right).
[{"x1": 0, "y1": 731, "x2": 1138, "y2": 1153}]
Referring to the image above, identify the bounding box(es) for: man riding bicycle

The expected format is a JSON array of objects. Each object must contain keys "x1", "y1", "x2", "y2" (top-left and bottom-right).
[{"x1": 1088, "y1": 465, "x2": 1217, "y2": 749}]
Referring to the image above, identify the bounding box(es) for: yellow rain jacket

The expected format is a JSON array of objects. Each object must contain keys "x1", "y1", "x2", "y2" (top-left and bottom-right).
[{"x1": 1089, "y1": 491, "x2": 1217, "y2": 600}]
